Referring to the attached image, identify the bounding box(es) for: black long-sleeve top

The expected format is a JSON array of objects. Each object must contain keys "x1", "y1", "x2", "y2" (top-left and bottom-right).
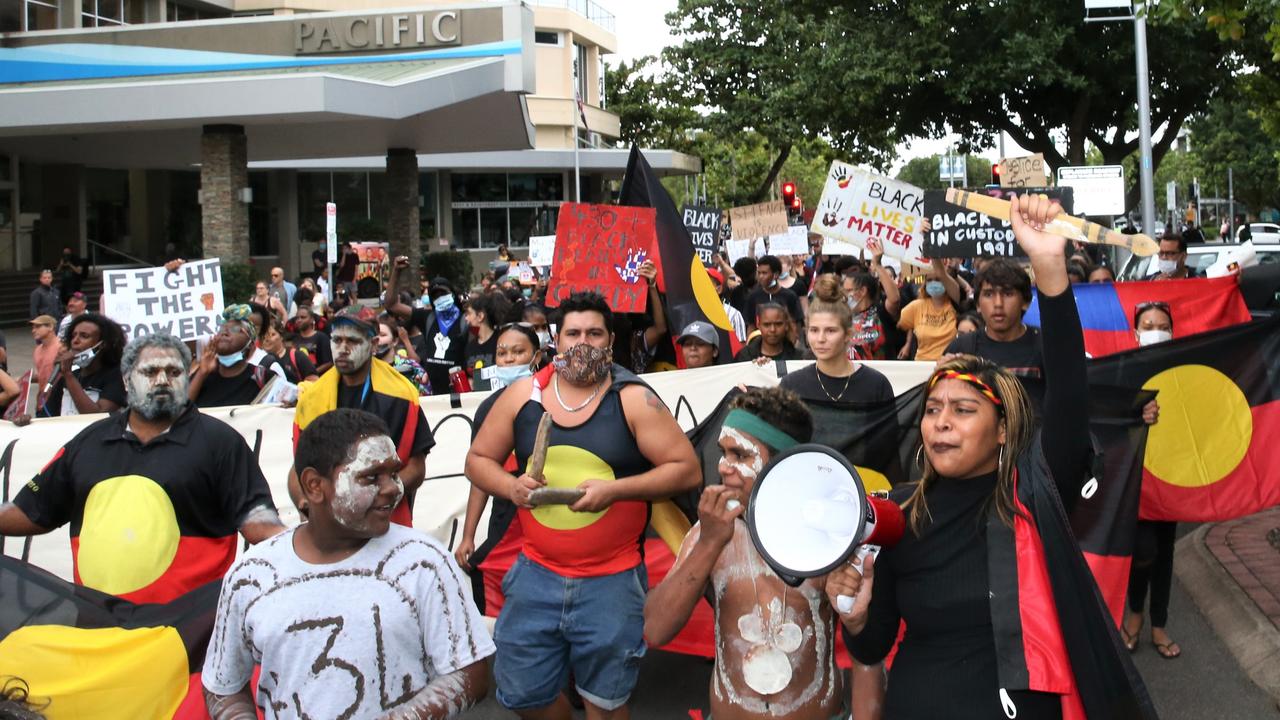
[{"x1": 847, "y1": 288, "x2": 1088, "y2": 720}]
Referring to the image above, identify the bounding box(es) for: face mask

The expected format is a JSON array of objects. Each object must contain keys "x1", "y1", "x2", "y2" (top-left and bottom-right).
[
  {"x1": 1156, "y1": 259, "x2": 1178, "y2": 274},
  {"x1": 925, "y1": 280, "x2": 947, "y2": 298},
  {"x1": 376, "y1": 342, "x2": 394, "y2": 358},
  {"x1": 433, "y1": 294, "x2": 455, "y2": 313},
  {"x1": 780, "y1": 271, "x2": 791, "y2": 281},
  {"x1": 536, "y1": 330, "x2": 553, "y2": 348},
  {"x1": 553, "y1": 343, "x2": 612, "y2": 385},
  {"x1": 216, "y1": 350, "x2": 244, "y2": 367},
  {"x1": 1137, "y1": 329, "x2": 1172, "y2": 346},
  {"x1": 72, "y1": 342, "x2": 102, "y2": 370},
  {"x1": 469, "y1": 324, "x2": 481, "y2": 337},
  {"x1": 490, "y1": 364, "x2": 533, "y2": 389}
]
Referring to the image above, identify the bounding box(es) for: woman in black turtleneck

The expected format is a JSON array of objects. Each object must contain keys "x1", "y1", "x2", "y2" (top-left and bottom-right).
[{"x1": 830, "y1": 195, "x2": 1153, "y2": 720}]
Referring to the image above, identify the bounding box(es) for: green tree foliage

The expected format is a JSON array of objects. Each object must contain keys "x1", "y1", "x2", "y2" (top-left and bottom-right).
[
  {"x1": 658, "y1": 133, "x2": 836, "y2": 210},
  {"x1": 895, "y1": 155, "x2": 999, "y2": 191},
  {"x1": 1188, "y1": 89, "x2": 1280, "y2": 211},
  {"x1": 605, "y1": 57, "x2": 698, "y2": 152}
]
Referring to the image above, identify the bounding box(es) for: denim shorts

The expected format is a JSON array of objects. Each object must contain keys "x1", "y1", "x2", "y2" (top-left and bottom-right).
[{"x1": 493, "y1": 554, "x2": 648, "y2": 711}]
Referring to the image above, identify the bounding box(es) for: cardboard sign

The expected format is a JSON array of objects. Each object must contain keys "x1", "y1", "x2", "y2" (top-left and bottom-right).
[
  {"x1": 923, "y1": 186, "x2": 1075, "y2": 258},
  {"x1": 546, "y1": 202, "x2": 657, "y2": 312},
  {"x1": 529, "y1": 234, "x2": 556, "y2": 267},
  {"x1": 102, "y1": 258, "x2": 225, "y2": 341},
  {"x1": 811, "y1": 160, "x2": 929, "y2": 266},
  {"x1": 729, "y1": 200, "x2": 788, "y2": 240},
  {"x1": 999, "y1": 154, "x2": 1048, "y2": 188},
  {"x1": 681, "y1": 204, "x2": 722, "y2": 266},
  {"x1": 768, "y1": 225, "x2": 809, "y2": 256}
]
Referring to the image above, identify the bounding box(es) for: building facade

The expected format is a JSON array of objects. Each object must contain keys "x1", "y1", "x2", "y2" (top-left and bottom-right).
[{"x1": 0, "y1": 0, "x2": 699, "y2": 278}]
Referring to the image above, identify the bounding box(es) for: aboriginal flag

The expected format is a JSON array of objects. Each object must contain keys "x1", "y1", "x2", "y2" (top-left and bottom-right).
[
  {"x1": 618, "y1": 147, "x2": 742, "y2": 364},
  {"x1": 1024, "y1": 276, "x2": 1250, "y2": 357},
  {"x1": 0, "y1": 555, "x2": 219, "y2": 719},
  {"x1": 1087, "y1": 314, "x2": 1280, "y2": 522}
]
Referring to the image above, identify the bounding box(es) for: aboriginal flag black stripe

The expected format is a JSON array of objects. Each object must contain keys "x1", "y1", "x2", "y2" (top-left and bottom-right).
[
  {"x1": 0, "y1": 555, "x2": 220, "y2": 718},
  {"x1": 619, "y1": 147, "x2": 742, "y2": 363},
  {"x1": 1087, "y1": 314, "x2": 1280, "y2": 522}
]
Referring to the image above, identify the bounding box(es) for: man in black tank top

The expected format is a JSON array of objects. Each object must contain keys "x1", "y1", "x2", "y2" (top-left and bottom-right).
[{"x1": 466, "y1": 291, "x2": 700, "y2": 719}]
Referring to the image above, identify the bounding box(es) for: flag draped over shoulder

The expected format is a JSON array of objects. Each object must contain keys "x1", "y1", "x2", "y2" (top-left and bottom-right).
[
  {"x1": 618, "y1": 147, "x2": 742, "y2": 363},
  {"x1": 1087, "y1": 314, "x2": 1280, "y2": 522},
  {"x1": 0, "y1": 555, "x2": 219, "y2": 720},
  {"x1": 1025, "y1": 277, "x2": 1250, "y2": 357}
]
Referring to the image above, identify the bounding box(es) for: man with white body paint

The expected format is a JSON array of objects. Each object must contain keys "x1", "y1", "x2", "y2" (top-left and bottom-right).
[
  {"x1": 645, "y1": 386, "x2": 869, "y2": 720},
  {"x1": 290, "y1": 305, "x2": 434, "y2": 527},
  {"x1": 0, "y1": 333, "x2": 285, "y2": 604},
  {"x1": 204, "y1": 408, "x2": 494, "y2": 720}
]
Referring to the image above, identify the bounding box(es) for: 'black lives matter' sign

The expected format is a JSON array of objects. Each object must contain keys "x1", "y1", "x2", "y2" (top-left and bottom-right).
[
  {"x1": 682, "y1": 204, "x2": 723, "y2": 266},
  {"x1": 923, "y1": 187, "x2": 1074, "y2": 258}
]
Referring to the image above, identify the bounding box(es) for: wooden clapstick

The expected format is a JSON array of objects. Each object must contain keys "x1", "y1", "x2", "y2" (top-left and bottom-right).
[
  {"x1": 944, "y1": 188, "x2": 1159, "y2": 257},
  {"x1": 523, "y1": 412, "x2": 585, "y2": 506}
]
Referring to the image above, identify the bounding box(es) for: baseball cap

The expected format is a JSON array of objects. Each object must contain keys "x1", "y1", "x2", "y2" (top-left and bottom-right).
[
  {"x1": 677, "y1": 321, "x2": 718, "y2": 347},
  {"x1": 706, "y1": 268, "x2": 724, "y2": 286},
  {"x1": 29, "y1": 315, "x2": 55, "y2": 327},
  {"x1": 69, "y1": 291, "x2": 86, "y2": 300},
  {"x1": 332, "y1": 305, "x2": 379, "y2": 336}
]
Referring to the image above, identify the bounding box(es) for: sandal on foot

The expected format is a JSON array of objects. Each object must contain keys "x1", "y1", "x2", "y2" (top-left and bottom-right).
[
  {"x1": 1121, "y1": 627, "x2": 1139, "y2": 653},
  {"x1": 1153, "y1": 640, "x2": 1181, "y2": 659}
]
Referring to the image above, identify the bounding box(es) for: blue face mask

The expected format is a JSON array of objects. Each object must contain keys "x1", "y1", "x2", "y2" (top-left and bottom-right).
[
  {"x1": 925, "y1": 280, "x2": 947, "y2": 298},
  {"x1": 490, "y1": 364, "x2": 533, "y2": 389},
  {"x1": 216, "y1": 350, "x2": 244, "y2": 367},
  {"x1": 433, "y1": 294, "x2": 455, "y2": 313}
]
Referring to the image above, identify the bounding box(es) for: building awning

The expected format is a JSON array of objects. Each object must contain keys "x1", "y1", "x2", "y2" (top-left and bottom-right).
[
  {"x1": 250, "y1": 147, "x2": 703, "y2": 176},
  {"x1": 0, "y1": 3, "x2": 536, "y2": 166}
]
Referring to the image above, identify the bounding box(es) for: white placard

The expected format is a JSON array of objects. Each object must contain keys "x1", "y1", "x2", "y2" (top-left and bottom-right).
[
  {"x1": 767, "y1": 225, "x2": 809, "y2": 256},
  {"x1": 810, "y1": 161, "x2": 929, "y2": 266},
  {"x1": 1057, "y1": 165, "x2": 1125, "y2": 217},
  {"x1": 725, "y1": 239, "x2": 752, "y2": 265},
  {"x1": 325, "y1": 202, "x2": 338, "y2": 263},
  {"x1": 529, "y1": 234, "x2": 556, "y2": 267},
  {"x1": 102, "y1": 259, "x2": 225, "y2": 342}
]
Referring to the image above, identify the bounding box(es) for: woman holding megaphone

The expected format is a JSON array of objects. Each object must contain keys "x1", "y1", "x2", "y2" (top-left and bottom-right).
[{"x1": 832, "y1": 194, "x2": 1155, "y2": 720}]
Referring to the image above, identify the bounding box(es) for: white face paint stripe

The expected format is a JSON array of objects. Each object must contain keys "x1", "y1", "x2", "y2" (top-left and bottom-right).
[
  {"x1": 720, "y1": 427, "x2": 765, "y2": 479},
  {"x1": 331, "y1": 435, "x2": 400, "y2": 530}
]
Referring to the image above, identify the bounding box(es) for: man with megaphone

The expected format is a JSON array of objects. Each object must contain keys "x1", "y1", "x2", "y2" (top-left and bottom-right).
[{"x1": 645, "y1": 386, "x2": 895, "y2": 720}]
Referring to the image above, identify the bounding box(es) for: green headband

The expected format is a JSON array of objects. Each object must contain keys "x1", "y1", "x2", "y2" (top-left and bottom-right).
[{"x1": 722, "y1": 408, "x2": 800, "y2": 452}]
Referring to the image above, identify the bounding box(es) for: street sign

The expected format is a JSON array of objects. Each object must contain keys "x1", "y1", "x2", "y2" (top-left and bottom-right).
[
  {"x1": 325, "y1": 202, "x2": 338, "y2": 263},
  {"x1": 938, "y1": 155, "x2": 966, "y2": 181},
  {"x1": 1166, "y1": 181, "x2": 1177, "y2": 212},
  {"x1": 1056, "y1": 165, "x2": 1125, "y2": 216}
]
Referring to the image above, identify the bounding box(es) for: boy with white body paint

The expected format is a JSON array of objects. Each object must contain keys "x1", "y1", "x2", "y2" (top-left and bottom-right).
[
  {"x1": 203, "y1": 409, "x2": 494, "y2": 720},
  {"x1": 644, "y1": 387, "x2": 871, "y2": 720}
]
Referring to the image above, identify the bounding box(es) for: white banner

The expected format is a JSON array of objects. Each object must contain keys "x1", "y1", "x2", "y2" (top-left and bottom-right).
[
  {"x1": 528, "y1": 234, "x2": 556, "y2": 267},
  {"x1": 102, "y1": 259, "x2": 225, "y2": 342},
  {"x1": 0, "y1": 361, "x2": 935, "y2": 582},
  {"x1": 810, "y1": 161, "x2": 929, "y2": 267}
]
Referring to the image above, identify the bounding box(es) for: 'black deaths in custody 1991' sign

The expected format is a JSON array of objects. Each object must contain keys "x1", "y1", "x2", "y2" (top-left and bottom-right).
[{"x1": 922, "y1": 186, "x2": 1074, "y2": 258}]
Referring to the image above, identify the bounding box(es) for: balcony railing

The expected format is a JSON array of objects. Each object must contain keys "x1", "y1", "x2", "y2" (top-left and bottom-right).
[{"x1": 528, "y1": 0, "x2": 615, "y2": 34}]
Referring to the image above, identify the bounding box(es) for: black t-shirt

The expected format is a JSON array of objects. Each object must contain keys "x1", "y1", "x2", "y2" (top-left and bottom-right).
[
  {"x1": 409, "y1": 307, "x2": 468, "y2": 395},
  {"x1": 43, "y1": 364, "x2": 127, "y2": 417},
  {"x1": 733, "y1": 337, "x2": 801, "y2": 363},
  {"x1": 275, "y1": 348, "x2": 318, "y2": 384},
  {"x1": 195, "y1": 365, "x2": 264, "y2": 408},
  {"x1": 779, "y1": 364, "x2": 894, "y2": 404},
  {"x1": 311, "y1": 249, "x2": 327, "y2": 272},
  {"x1": 464, "y1": 332, "x2": 499, "y2": 389},
  {"x1": 945, "y1": 327, "x2": 1045, "y2": 380},
  {"x1": 294, "y1": 331, "x2": 332, "y2": 368},
  {"x1": 745, "y1": 285, "x2": 803, "y2": 327}
]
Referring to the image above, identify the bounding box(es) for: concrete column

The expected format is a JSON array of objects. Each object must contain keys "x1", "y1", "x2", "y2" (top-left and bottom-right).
[
  {"x1": 269, "y1": 170, "x2": 301, "y2": 276},
  {"x1": 200, "y1": 124, "x2": 250, "y2": 265},
  {"x1": 385, "y1": 148, "x2": 420, "y2": 263}
]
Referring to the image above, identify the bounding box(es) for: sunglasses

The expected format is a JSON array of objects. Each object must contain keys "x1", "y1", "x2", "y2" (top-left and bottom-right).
[{"x1": 1135, "y1": 301, "x2": 1170, "y2": 315}]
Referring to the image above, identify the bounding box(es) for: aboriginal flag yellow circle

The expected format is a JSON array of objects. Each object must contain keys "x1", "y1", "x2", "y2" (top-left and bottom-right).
[
  {"x1": 77, "y1": 475, "x2": 180, "y2": 595},
  {"x1": 1142, "y1": 365, "x2": 1252, "y2": 488},
  {"x1": 532, "y1": 445, "x2": 615, "y2": 530}
]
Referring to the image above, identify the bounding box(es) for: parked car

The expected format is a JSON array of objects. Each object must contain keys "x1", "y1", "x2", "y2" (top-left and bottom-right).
[
  {"x1": 1118, "y1": 242, "x2": 1280, "y2": 281},
  {"x1": 1238, "y1": 223, "x2": 1280, "y2": 244}
]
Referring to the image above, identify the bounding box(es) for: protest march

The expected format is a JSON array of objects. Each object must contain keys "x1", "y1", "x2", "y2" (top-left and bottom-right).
[{"x1": 3, "y1": 3, "x2": 1280, "y2": 719}]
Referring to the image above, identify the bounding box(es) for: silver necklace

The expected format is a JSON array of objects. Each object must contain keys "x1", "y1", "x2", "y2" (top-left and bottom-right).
[
  {"x1": 553, "y1": 374, "x2": 603, "y2": 413},
  {"x1": 815, "y1": 364, "x2": 854, "y2": 402}
]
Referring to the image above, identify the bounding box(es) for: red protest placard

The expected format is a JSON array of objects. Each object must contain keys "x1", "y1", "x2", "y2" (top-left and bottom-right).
[{"x1": 545, "y1": 202, "x2": 657, "y2": 313}]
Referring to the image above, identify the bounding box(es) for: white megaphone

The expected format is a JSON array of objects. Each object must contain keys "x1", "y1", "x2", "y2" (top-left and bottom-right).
[{"x1": 745, "y1": 444, "x2": 905, "y2": 613}]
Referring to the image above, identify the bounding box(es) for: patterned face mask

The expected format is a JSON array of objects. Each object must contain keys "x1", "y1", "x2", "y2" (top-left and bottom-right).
[{"x1": 553, "y1": 343, "x2": 612, "y2": 385}]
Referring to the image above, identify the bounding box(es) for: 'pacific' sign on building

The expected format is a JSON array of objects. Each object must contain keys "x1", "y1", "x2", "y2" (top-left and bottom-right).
[{"x1": 295, "y1": 11, "x2": 460, "y2": 54}]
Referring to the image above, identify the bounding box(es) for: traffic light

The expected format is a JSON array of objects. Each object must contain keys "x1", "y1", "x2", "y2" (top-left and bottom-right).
[
  {"x1": 781, "y1": 181, "x2": 797, "y2": 207},
  {"x1": 990, "y1": 163, "x2": 1002, "y2": 186}
]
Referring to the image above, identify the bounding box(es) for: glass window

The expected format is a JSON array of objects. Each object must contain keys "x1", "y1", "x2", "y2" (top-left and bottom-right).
[
  {"x1": 575, "y1": 43, "x2": 589, "y2": 101},
  {"x1": 248, "y1": 172, "x2": 275, "y2": 257},
  {"x1": 82, "y1": 0, "x2": 124, "y2": 26},
  {"x1": 479, "y1": 209, "x2": 508, "y2": 249},
  {"x1": 534, "y1": 30, "x2": 560, "y2": 45},
  {"x1": 125, "y1": 0, "x2": 145, "y2": 24},
  {"x1": 28, "y1": 0, "x2": 59, "y2": 29},
  {"x1": 418, "y1": 171, "x2": 438, "y2": 239},
  {"x1": 452, "y1": 208, "x2": 479, "y2": 249},
  {"x1": 451, "y1": 173, "x2": 506, "y2": 203},
  {"x1": 2, "y1": 3, "x2": 21, "y2": 32}
]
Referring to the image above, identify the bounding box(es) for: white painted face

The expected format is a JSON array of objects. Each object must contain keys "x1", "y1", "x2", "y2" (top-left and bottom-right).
[
  {"x1": 126, "y1": 347, "x2": 190, "y2": 420},
  {"x1": 717, "y1": 426, "x2": 768, "y2": 497},
  {"x1": 331, "y1": 324, "x2": 373, "y2": 376},
  {"x1": 331, "y1": 435, "x2": 403, "y2": 534}
]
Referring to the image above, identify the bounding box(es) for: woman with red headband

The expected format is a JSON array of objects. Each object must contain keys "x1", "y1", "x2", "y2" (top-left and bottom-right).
[{"x1": 832, "y1": 194, "x2": 1155, "y2": 720}]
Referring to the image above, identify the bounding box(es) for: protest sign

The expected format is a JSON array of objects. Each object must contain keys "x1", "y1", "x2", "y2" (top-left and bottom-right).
[
  {"x1": 999, "y1": 154, "x2": 1048, "y2": 188},
  {"x1": 729, "y1": 200, "x2": 788, "y2": 240},
  {"x1": 811, "y1": 160, "x2": 929, "y2": 267},
  {"x1": 529, "y1": 234, "x2": 556, "y2": 267},
  {"x1": 725, "y1": 239, "x2": 752, "y2": 265},
  {"x1": 546, "y1": 202, "x2": 657, "y2": 312},
  {"x1": 681, "y1": 204, "x2": 722, "y2": 266},
  {"x1": 923, "y1": 186, "x2": 1074, "y2": 258},
  {"x1": 102, "y1": 259, "x2": 225, "y2": 342},
  {"x1": 768, "y1": 225, "x2": 809, "y2": 256}
]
